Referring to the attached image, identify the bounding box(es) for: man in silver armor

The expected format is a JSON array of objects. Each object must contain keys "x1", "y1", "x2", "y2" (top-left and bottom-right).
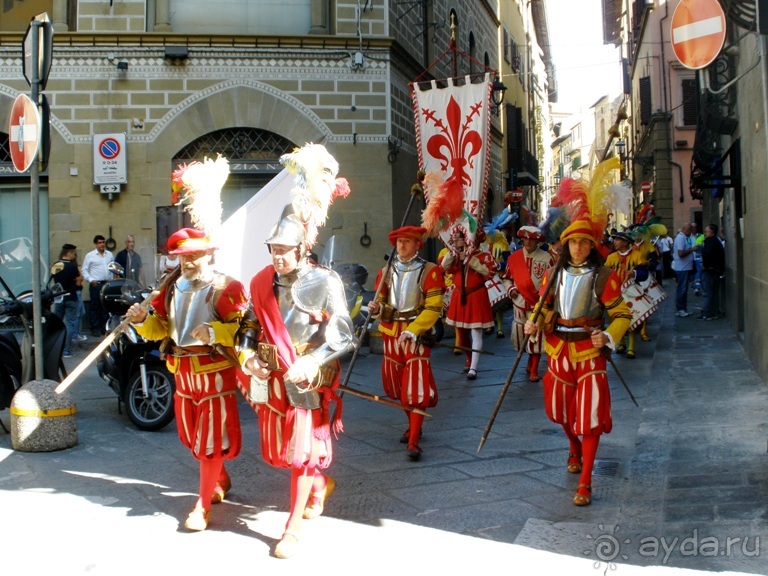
[
  {"x1": 125, "y1": 227, "x2": 248, "y2": 531},
  {"x1": 368, "y1": 226, "x2": 443, "y2": 461},
  {"x1": 524, "y1": 218, "x2": 631, "y2": 507},
  {"x1": 236, "y1": 207, "x2": 356, "y2": 559}
]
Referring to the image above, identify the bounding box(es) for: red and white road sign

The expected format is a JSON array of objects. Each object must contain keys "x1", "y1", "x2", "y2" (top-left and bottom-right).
[
  {"x1": 671, "y1": 0, "x2": 726, "y2": 70},
  {"x1": 641, "y1": 181, "x2": 652, "y2": 194},
  {"x1": 8, "y1": 94, "x2": 40, "y2": 173}
]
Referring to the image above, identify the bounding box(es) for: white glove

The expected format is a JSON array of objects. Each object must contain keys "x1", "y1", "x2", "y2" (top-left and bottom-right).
[
  {"x1": 398, "y1": 330, "x2": 416, "y2": 345},
  {"x1": 285, "y1": 355, "x2": 321, "y2": 384},
  {"x1": 468, "y1": 256, "x2": 489, "y2": 276}
]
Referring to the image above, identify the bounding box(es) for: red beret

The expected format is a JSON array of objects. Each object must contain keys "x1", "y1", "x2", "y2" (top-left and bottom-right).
[
  {"x1": 166, "y1": 227, "x2": 215, "y2": 255},
  {"x1": 388, "y1": 225, "x2": 427, "y2": 246},
  {"x1": 517, "y1": 226, "x2": 544, "y2": 241}
]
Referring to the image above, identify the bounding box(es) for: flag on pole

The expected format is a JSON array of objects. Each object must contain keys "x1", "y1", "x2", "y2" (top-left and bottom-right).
[{"x1": 411, "y1": 73, "x2": 493, "y2": 248}]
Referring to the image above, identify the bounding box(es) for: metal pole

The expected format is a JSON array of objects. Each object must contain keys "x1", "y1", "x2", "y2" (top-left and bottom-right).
[{"x1": 30, "y1": 21, "x2": 44, "y2": 380}]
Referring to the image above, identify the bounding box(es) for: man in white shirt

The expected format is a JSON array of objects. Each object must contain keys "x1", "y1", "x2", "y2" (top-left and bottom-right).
[
  {"x1": 81, "y1": 234, "x2": 114, "y2": 336},
  {"x1": 670, "y1": 224, "x2": 699, "y2": 317}
]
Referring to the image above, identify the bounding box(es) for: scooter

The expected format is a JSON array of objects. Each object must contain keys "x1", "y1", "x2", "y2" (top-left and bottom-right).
[
  {"x1": 96, "y1": 263, "x2": 175, "y2": 431},
  {"x1": 0, "y1": 275, "x2": 68, "y2": 429}
]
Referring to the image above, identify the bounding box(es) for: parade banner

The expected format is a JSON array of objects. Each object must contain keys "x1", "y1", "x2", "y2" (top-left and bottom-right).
[{"x1": 412, "y1": 73, "x2": 493, "y2": 247}]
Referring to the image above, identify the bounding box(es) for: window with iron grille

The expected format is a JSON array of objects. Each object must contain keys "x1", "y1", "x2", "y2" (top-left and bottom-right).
[{"x1": 174, "y1": 128, "x2": 295, "y2": 164}]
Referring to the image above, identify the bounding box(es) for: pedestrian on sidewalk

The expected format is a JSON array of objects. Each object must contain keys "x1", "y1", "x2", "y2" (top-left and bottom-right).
[
  {"x1": 50, "y1": 243, "x2": 84, "y2": 357},
  {"x1": 441, "y1": 228, "x2": 497, "y2": 380},
  {"x1": 671, "y1": 223, "x2": 699, "y2": 317},
  {"x1": 368, "y1": 225, "x2": 443, "y2": 461},
  {"x1": 699, "y1": 223, "x2": 725, "y2": 320},
  {"x1": 524, "y1": 218, "x2": 631, "y2": 507},
  {"x1": 81, "y1": 234, "x2": 114, "y2": 336}
]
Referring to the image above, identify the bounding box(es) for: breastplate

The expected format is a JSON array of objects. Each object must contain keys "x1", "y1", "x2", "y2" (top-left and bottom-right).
[
  {"x1": 169, "y1": 277, "x2": 215, "y2": 346},
  {"x1": 387, "y1": 257, "x2": 425, "y2": 313},
  {"x1": 275, "y1": 272, "x2": 321, "y2": 348},
  {"x1": 554, "y1": 264, "x2": 602, "y2": 321}
]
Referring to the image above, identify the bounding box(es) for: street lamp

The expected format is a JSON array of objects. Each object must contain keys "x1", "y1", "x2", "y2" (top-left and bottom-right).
[{"x1": 491, "y1": 76, "x2": 507, "y2": 114}]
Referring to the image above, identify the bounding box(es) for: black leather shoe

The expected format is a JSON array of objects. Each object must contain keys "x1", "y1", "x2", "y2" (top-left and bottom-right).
[{"x1": 406, "y1": 444, "x2": 423, "y2": 461}]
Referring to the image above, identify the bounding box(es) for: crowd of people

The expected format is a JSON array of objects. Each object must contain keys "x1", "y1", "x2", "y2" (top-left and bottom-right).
[{"x1": 46, "y1": 146, "x2": 728, "y2": 559}]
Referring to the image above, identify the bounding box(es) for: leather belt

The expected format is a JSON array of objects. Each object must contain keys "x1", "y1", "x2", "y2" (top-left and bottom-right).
[{"x1": 172, "y1": 345, "x2": 215, "y2": 357}]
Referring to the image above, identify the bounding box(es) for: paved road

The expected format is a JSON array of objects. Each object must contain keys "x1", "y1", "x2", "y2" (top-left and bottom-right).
[{"x1": 1, "y1": 296, "x2": 765, "y2": 575}]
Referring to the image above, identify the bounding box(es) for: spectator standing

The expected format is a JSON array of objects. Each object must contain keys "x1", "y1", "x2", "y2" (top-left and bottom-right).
[
  {"x1": 691, "y1": 223, "x2": 705, "y2": 295},
  {"x1": 81, "y1": 234, "x2": 114, "y2": 336},
  {"x1": 670, "y1": 224, "x2": 699, "y2": 317},
  {"x1": 157, "y1": 251, "x2": 180, "y2": 280},
  {"x1": 50, "y1": 243, "x2": 85, "y2": 357},
  {"x1": 699, "y1": 224, "x2": 725, "y2": 320},
  {"x1": 114, "y1": 234, "x2": 145, "y2": 286}
]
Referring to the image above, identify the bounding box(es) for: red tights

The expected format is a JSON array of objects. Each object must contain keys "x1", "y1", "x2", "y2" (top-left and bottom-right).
[
  {"x1": 561, "y1": 424, "x2": 600, "y2": 486},
  {"x1": 285, "y1": 466, "x2": 328, "y2": 535},
  {"x1": 407, "y1": 411, "x2": 424, "y2": 447},
  {"x1": 195, "y1": 457, "x2": 230, "y2": 511}
]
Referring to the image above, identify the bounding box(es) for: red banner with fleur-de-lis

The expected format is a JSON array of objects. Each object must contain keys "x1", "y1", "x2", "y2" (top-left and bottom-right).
[{"x1": 412, "y1": 73, "x2": 493, "y2": 248}]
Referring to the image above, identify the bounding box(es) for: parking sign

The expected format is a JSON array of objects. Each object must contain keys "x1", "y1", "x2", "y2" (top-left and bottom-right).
[{"x1": 93, "y1": 133, "x2": 127, "y2": 184}]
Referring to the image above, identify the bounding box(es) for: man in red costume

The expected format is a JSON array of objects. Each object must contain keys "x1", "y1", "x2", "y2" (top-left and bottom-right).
[
  {"x1": 501, "y1": 225, "x2": 554, "y2": 381},
  {"x1": 126, "y1": 227, "x2": 247, "y2": 530},
  {"x1": 369, "y1": 225, "x2": 443, "y2": 461},
  {"x1": 236, "y1": 208, "x2": 356, "y2": 559},
  {"x1": 441, "y1": 228, "x2": 497, "y2": 380},
  {"x1": 524, "y1": 218, "x2": 631, "y2": 506}
]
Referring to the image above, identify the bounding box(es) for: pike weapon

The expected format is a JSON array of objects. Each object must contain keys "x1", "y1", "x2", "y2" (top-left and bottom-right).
[
  {"x1": 56, "y1": 289, "x2": 159, "y2": 394},
  {"x1": 477, "y1": 260, "x2": 563, "y2": 453},
  {"x1": 336, "y1": 179, "x2": 423, "y2": 393}
]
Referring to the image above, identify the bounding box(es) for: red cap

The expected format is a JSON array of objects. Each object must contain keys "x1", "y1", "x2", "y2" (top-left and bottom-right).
[
  {"x1": 388, "y1": 225, "x2": 427, "y2": 246},
  {"x1": 166, "y1": 228, "x2": 214, "y2": 255},
  {"x1": 517, "y1": 226, "x2": 544, "y2": 241}
]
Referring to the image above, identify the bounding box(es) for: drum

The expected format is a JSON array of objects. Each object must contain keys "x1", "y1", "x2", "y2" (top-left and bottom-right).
[
  {"x1": 621, "y1": 275, "x2": 667, "y2": 331},
  {"x1": 485, "y1": 274, "x2": 511, "y2": 313}
]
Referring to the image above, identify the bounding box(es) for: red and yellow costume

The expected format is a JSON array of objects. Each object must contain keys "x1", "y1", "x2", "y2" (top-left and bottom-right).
[
  {"x1": 502, "y1": 226, "x2": 554, "y2": 381},
  {"x1": 441, "y1": 248, "x2": 497, "y2": 329},
  {"x1": 138, "y1": 278, "x2": 246, "y2": 460},
  {"x1": 532, "y1": 217, "x2": 632, "y2": 507},
  {"x1": 373, "y1": 226, "x2": 443, "y2": 457}
]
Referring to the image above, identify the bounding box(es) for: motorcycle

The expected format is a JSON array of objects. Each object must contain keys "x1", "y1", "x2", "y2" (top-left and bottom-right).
[
  {"x1": 96, "y1": 263, "x2": 175, "y2": 431},
  {"x1": 321, "y1": 235, "x2": 371, "y2": 338},
  {"x1": 0, "y1": 274, "x2": 68, "y2": 427}
]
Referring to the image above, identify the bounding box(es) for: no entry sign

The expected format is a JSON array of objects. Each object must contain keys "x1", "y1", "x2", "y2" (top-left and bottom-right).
[
  {"x1": 8, "y1": 94, "x2": 40, "y2": 173},
  {"x1": 671, "y1": 0, "x2": 726, "y2": 70}
]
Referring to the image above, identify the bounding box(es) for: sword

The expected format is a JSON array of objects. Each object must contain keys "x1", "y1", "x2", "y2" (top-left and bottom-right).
[{"x1": 607, "y1": 353, "x2": 639, "y2": 407}]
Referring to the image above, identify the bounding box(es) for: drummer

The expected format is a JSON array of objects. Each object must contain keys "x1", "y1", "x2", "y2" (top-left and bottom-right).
[{"x1": 501, "y1": 226, "x2": 554, "y2": 382}]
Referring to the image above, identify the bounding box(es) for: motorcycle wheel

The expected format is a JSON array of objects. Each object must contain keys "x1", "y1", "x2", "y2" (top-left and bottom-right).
[{"x1": 124, "y1": 366, "x2": 175, "y2": 431}]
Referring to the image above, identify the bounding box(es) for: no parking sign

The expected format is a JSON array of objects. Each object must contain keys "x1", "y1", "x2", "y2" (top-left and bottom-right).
[{"x1": 92, "y1": 133, "x2": 127, "y2": 185}]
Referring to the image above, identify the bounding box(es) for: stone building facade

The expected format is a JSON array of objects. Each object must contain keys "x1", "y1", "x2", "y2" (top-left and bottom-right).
[{"x1": 0, "y1": 0, "x2": 503, "y2": 285}]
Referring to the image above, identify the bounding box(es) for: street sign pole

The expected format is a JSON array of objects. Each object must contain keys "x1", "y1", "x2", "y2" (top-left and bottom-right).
[{"x1": 30, "y1": 21, "x2": 44, "y2": 381}]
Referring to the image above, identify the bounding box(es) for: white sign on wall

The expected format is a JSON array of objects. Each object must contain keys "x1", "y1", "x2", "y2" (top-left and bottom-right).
[{"x1": 92, "y1": 133, "x2": 127, "y2": 185}]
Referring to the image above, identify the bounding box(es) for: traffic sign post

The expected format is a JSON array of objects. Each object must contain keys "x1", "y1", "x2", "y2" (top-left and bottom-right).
[{"x1": 671, "y1": 0, "x2": 726, "y2": 70}]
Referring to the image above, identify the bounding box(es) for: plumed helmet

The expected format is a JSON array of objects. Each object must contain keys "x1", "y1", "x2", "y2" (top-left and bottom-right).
[{"x1": 265, "y1": 207, "x2": 307, "y2": 249}]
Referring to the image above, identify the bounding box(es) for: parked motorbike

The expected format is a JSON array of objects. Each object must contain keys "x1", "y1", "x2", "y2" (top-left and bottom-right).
[
  {"x1": 96, "y1": 263, "x2": 175, "y2": 431},
  {"x1": 321, "y1": 235, "x2": 371, "y2": 338},
  {"x1": 0, "y1": 274, "x2": 68, "y2": 425}
]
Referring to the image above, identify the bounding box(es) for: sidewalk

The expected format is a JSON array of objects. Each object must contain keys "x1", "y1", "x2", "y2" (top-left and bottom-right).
[{"x1": 0, "y1": 295, "x2": 765, "y2": 575}]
